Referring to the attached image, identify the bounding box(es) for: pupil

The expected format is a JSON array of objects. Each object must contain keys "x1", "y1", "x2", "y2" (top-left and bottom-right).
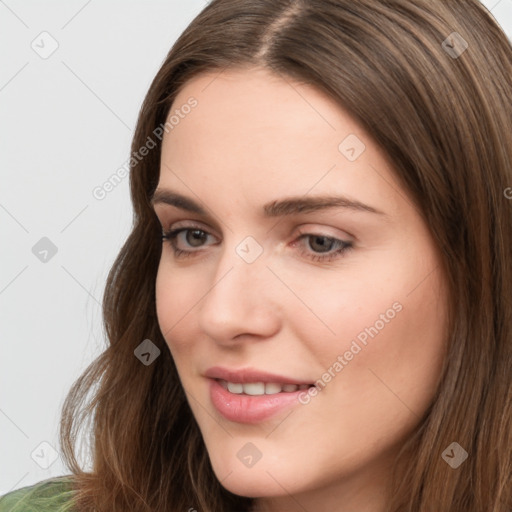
[
  {"x1": 187, "y1": 230, "x2": 207, "y2": 247},
  {"x1": 309, "y1": 235, "x2": 333, "y2": 253}
]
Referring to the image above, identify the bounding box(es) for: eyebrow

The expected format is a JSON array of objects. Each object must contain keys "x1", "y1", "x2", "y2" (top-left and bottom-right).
[{"x1": 150, "y1": 189, "x2": 387, "y2": 217}]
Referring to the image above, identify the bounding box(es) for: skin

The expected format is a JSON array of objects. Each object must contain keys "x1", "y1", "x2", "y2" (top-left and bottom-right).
[{"x1": 153, "y1": 66, "x2": 449, "y2": 512}]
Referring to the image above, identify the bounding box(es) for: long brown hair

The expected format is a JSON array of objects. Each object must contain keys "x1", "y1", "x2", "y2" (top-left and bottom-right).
[{"x1": 57, "y1": 1, "x2": 512, "y2": 510}]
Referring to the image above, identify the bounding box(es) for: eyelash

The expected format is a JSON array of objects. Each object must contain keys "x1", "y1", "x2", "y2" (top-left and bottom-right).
[{"x1": 161, "y1": 225, "x2": 354, "y2": 263}]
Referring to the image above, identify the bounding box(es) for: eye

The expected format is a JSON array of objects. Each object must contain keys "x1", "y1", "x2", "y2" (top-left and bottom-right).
[
  {"x1": 292, "y1": 232, "x2": 354, "y2": 263},
  {"x1": 162, "y1": 226, "x2": 217, "y2": 259},
  {"x1": 161, "y1": 225, "x2": 354, "y2": 263}
]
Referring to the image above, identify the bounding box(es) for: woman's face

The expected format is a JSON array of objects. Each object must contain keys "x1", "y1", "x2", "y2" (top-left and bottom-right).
[{"x1": 153, "y1": 66, "x2": 448, "y2": 510}]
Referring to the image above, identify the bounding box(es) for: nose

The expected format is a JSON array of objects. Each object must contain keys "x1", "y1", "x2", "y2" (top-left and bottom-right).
[{"x1": 197, "y1": 240, "x2": 281, "y2": 345}]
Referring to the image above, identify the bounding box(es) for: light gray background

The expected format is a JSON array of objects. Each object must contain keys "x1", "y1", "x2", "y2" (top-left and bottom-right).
[{"x1": 1, "y1": 0, "x2": 510, "y2": 495}]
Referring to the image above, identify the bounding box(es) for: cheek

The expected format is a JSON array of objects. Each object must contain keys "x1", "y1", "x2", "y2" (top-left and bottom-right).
[
  {"x1": 276, "y1": 257, "x2": 405, "y2": 359},
  {"x1": 345, "y1": 300, "x2": 444, "y2": 430},
  {"x1": 285, "y1": 250, "x2": 447, "y2": 404},
  {"x1": 155, "y1": 261, "x2": 200, "y2": 354}
]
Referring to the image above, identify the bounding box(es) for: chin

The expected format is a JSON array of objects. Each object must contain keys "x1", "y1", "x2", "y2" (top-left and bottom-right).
[
  {"x1": 215, "y1": 470, "x2": 282, "y2": 498},
  {"x1": 207, "y1": 453, "x2": 289, "y2": 498}
]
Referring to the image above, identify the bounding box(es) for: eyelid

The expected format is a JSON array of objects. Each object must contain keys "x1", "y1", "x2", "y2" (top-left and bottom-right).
[
  {"x1": 294, "y1": 224, "x2": 354, "y2": 242},
  {"x1": 163, "y1": 219, "x2": 219, "y2": 236},
  {"x1": 154, "y1": 207, "x2": 224, "y2": 236}
]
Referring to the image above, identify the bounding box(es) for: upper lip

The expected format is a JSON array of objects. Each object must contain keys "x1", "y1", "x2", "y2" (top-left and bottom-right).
[{"x1": 204, "y1": 366, "x2": 314, "y2": 385}]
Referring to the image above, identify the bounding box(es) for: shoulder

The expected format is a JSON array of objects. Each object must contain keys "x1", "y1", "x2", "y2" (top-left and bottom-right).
[{"x1": 0, "y1": 476, "x2": 77, "y2": 512}]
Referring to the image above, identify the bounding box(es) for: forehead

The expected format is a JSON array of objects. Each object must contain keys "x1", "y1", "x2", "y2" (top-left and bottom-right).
[
  {"x1": 167, "y1": 66, "x2": 361, "y2": 155},
  {"x1": 158, "y1": 66, "x2": 402, "y2": 218}
]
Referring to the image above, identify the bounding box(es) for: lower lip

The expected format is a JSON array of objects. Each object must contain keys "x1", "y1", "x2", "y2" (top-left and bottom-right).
[{"x1": 208, "y1": 379, "x2": 308, "y2": 424}]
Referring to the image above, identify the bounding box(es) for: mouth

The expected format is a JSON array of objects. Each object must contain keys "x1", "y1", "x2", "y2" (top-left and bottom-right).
[
  {"x1": 216, "y1": 378, "x2": 314, "y2": 395},
  {"x1": 207, "y1": 377, "x2": 317, "y2": 424}
]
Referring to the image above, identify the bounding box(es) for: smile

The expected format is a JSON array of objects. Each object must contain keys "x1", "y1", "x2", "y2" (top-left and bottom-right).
[
  {"x1": 208, "y1": 378, "x2": 317, "y2": 423},
  {"x1": 218, "y1": 379, "x2": 312, "y2": 395}
]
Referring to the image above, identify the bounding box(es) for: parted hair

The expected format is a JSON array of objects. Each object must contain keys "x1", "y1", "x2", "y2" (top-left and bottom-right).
[{"x1": 56, "y1": 1, "x2": 512, "y2": 510}]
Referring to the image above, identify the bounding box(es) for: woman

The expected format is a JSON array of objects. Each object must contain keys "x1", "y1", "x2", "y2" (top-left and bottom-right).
[{"x1": 1, "y1": 0, "x2": 511, "y2": 510}]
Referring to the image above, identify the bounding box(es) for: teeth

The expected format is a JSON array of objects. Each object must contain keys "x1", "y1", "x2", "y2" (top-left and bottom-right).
[
  {"x1": 226, "y1": 381, "x2": 243, "y2": 394},
  {"x1": 243, "y1": 382, "x2": 265, "y2": 395},
  {"x1": 220, "y1": 380, "x2": 307, "y2": 395},
  {"x1": 264, "y1": 383, "x2": 282, "y2": 395}
]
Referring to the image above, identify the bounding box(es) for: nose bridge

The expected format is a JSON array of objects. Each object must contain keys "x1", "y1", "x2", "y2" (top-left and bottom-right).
[
  {"x1": 197, "y1": 233, "x2": 280, "y2": 340},
  {"x1": 214, "y1": 232, "x2": 269, "y2": 292},
  {"x1": 206, "y1": 234, "x2": 269, "y2": 308}
]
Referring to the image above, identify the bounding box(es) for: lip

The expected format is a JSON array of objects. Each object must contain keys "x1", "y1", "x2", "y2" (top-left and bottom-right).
[
  {"x1": 208, "y1": 378, "x2": 310, "y2": 424},
  {"x1": 204, "y1": 366, "x2": 315, "y2": 424},
  {"x1": 204, "y1": 366, "x2": 314, "y2": 385}
]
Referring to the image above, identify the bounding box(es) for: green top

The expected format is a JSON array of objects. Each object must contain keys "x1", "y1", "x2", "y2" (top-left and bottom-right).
[{"x1": 0, "y1": 477, "x2": 76, "y2": 512}]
